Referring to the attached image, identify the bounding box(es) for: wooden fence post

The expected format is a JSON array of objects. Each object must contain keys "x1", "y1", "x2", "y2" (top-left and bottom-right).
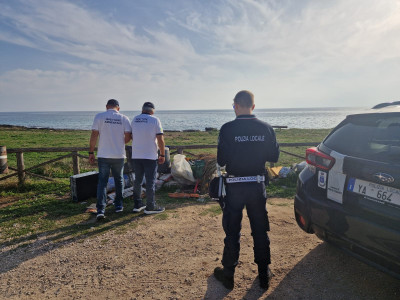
[
  {"x1": 72, "y1": 151, "x2": 80, "y2": 175},
  {"x1": 0, "y1": 145, "x2": 8, "y2": 174},
  {"x1": 177, "y1": 148, "x2": 183, "y2": 154},
  {"x1": 16, "y1": 151, "x2": 26, "y2": 184}
]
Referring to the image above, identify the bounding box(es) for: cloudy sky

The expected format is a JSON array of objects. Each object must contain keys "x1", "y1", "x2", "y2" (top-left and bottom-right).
[{"x1": 0, "y1": 0, "x2": 399, "y2": 112}]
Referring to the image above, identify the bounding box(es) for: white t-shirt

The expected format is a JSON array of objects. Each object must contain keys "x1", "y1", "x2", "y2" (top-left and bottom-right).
[
  {"x1": 92, "y1": 109, "x2": 132, "y2": 158},
  {"x1": 131, "y1": 113, "x2": 163, "y2": 160}
]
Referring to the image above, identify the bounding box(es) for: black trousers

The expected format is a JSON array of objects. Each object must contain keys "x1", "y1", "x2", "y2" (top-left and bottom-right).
[{"x1": 221, "y1": 181, "x2": 270, "y2": 276}]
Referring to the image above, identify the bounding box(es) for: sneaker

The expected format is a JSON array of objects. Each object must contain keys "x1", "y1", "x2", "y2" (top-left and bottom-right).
[
  {"x1": 259, "y1": 267, "x2": 273, "y2": 290},
  {"x1": 213, "y1": 267, "x2": 234, "y2": 290},
  {"x1": 96, "y1": 213, "x2": 105, "y2": 220},
  {"x1": 132, "y1": 202, "x2": 146, "y2": 213},
  {"x1": 144, "y1": 206, "x2": 165, "y2": 215},
  {"x1": 115, "y1": 207, "x2": 123, "y2": 213}
]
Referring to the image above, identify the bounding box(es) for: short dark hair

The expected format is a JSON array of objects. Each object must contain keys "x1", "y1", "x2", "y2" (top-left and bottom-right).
[
  {"x1": 142, "y1": 102, "x2": 155, "y2": 110},
  {"x1": 142, "y1": 102, "x2": 155, "y2": 113},
  {"x1": 233, "y1": 90, "x2": 254, "y2": 108},
  {"x1": 106, "y1": 99, "x2": 119, "y2": 107}
]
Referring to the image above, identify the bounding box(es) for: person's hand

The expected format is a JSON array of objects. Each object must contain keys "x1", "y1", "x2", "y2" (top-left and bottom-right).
[
  {"x1": 158, "y1": 156, "x2": 165, "y2": 165},
  {"x1": 89, "y1": 153, "x2": 96, "y2": 165}
]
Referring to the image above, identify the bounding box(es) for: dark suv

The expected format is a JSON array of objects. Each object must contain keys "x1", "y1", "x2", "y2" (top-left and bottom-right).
[{"x1": 294, "y1": 102, "x2": 400, "y2": 278}]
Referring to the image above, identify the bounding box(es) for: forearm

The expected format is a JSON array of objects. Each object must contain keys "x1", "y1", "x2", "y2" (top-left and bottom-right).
[
  {"x1": 89, "y1": 131, "x2": 99, "y2": 152},
  {"x1": 125, "y1": 132, "x2": 132, "y2": 144},
  {"x1": 89, "y1": 130, "x2": 99, "y2": 165},
  {"x1": 156, "y1": 134, "x2": 165, "y2": 154},
  {"x1": 156, "y1": 134, "x2": 165, "y2": 164}
]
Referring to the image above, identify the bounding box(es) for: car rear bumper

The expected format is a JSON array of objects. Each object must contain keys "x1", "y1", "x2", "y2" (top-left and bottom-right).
[{"x1": 294, "y1": 189, "x2": 400, "y2": 279}]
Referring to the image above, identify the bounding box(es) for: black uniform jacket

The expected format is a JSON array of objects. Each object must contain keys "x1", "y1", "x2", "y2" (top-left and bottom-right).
[{"x1": 217, "y1": 114, "x2": 280, "y2": 176}]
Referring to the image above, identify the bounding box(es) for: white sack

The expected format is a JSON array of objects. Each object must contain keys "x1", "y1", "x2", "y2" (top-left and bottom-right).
[{"x1": 171, "y1": 154, "x2": 196, "y2": 185}]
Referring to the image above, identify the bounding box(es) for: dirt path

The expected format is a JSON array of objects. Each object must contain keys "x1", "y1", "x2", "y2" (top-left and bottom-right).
[{"x1": 1, "y1": 198, "x2": 399, "y2": 299}]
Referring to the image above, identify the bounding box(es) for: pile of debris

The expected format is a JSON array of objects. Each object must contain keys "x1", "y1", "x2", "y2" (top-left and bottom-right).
[
  {"x1": 266, "y1": 161, "x2": 307, "y2": 180},
  {"x1": 109, "y1": 154, "x2": 216, "y2": 204},
  {"x1": 81, "y1": 154, "x2": 308, "y2": 213}
]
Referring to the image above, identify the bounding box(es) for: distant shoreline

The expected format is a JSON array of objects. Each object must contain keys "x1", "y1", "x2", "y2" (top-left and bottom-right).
[
  {"x1": 0, "y1": 124, "x2": 86, "y2": 131},
  {"x1": 0, "y1": 124, "x2": 217, "y2": 133}
]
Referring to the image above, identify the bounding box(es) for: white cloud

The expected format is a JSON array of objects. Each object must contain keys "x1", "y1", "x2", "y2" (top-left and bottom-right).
[{"x1": 0, "y1": 0, "x2": 400, "y2": 111}]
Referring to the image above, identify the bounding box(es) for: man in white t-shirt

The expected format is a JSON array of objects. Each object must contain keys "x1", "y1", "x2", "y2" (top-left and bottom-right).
[
  {"x1": 130, "y1": 102, "x2": 166, "y2": 214},
  {"x1": 89, "y1": 99, "x2": 132, "y2": 220}
]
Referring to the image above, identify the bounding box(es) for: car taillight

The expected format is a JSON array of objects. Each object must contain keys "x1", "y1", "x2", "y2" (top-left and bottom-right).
[{"x1": 306, "y1": 147, "x2": 335, "y2": 171}]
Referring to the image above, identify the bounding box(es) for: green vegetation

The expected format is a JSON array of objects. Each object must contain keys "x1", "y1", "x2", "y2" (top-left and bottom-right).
[
  {"x1": 0, "y1": 126, "x2": 331, "y2": 244},
  {"x1": 267, "y1": 173, "x2": 298, "y2": 199},
  {"x1": 1, "y1": 127, "x2": 96, "y2": 179},
  {"x1": 200, "y1": 204, "x2": 222, "y2": 217},
  {"x1": 0, "y1": 126, "x2": 331, "y2": 171},
  {"x1": 153, "y1": 212, "x2": 169, "y2": 220},
  {"x1": 0, "y1": 180, "x2": 201, "y2": 246}
]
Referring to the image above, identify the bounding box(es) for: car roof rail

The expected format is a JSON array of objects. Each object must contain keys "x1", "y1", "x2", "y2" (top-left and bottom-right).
[{"x1": 372, "y1": 101, "x2": 400, "y2": 109}]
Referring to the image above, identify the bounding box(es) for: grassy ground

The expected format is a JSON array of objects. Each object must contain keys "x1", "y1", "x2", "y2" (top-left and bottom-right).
[
  {"x1": 1, "y1": 126, "x2": 330, "y2": 169},
  {"x1": 0, "y1": 126, "x2": 331, "y2": 244}
]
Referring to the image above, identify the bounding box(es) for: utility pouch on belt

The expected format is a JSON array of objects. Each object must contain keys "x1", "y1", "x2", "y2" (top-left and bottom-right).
[{"x1": 208, "y1": 164, "x2": 226, "y2": 202}]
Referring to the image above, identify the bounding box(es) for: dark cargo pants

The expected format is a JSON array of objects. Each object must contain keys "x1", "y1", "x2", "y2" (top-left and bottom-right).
[{"x1": 221, "y1": 181, "x2": 270, "y2": 276}]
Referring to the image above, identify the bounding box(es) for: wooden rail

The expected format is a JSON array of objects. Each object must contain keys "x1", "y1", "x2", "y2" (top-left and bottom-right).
[
  {"x1": 1, "y1": 143, "x2": 319, "y2": 184},
  {"x1": 170, "y1": 143, "x2": 319, "y2": 156}
]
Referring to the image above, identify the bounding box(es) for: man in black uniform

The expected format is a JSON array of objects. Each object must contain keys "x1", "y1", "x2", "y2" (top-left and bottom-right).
[{"x1": 214, "y1": 90, "x2": 280, "y2": 290}]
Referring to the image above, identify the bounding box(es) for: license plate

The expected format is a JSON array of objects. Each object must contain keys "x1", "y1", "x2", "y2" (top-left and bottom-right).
[{"x1": 347, "y1": 178, "x2": 400, "y2": 207}]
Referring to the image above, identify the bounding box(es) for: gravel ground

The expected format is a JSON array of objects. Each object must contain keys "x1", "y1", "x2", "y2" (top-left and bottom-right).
[{"x1": 1, "y1": 198, "x2": 399, "y2": 299}]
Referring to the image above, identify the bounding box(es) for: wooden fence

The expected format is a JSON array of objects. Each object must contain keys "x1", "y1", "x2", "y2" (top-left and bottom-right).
[{"x1": 0, "y1": 143, "x2": 319, "y2": 184}]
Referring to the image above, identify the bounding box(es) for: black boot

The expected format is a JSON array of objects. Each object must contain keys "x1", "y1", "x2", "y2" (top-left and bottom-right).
[
  {"x1": 214, "y1": 267, "x2": 234, "y2": 290},
  {"x1": 259, "y1": 267, "x2": 273, "y2": 290}
]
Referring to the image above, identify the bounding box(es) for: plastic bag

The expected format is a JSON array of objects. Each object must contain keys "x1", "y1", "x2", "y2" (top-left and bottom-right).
[
  {"x1": 171, "y1": 154, "x2": 196, "y2": 185},
  {"x1": 278, "y1": 167, "x2": 294, "y2": 178},
  {"x1": 107, "y1": 174, "x2": 132, "y2": 191}
]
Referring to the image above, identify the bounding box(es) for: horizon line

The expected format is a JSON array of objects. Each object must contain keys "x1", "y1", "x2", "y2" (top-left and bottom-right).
[{"x1": 0, "y1": 106, "x2": 367, "y2": 113}]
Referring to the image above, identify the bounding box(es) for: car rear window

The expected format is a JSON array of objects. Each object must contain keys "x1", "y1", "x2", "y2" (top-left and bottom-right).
[{"x1": 323, "y1": 113, "x2": 400, "y2": 163}]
